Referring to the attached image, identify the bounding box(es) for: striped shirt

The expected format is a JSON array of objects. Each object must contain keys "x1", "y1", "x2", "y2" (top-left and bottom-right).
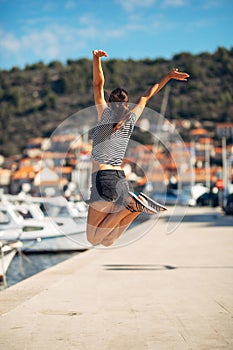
[{"x1": 91, "y1": 107, "x2": 136, "y2": 166}]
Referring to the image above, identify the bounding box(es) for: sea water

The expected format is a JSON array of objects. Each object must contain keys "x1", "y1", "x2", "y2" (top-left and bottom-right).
[{"x1": 5, "y1": 251, "x2": 81, "y2": 288}]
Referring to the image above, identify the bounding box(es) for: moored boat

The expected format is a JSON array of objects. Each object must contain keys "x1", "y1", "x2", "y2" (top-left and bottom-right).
[
  {"x1": 0, "y1": 195, "x2": 91, "y2": 252},
  {"x1": 0, "y1": 240, "x2": 23, "y2": 287}
]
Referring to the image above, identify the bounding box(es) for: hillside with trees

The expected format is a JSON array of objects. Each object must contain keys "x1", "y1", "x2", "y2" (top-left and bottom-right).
[{"x1": 0, "y1": 46, "x2": 232, "y2": 156}]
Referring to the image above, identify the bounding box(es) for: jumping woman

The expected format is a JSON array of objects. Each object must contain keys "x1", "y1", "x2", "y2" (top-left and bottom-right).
[{"x1": 87, "y1": 49, "x2": 189, "y2": 247}]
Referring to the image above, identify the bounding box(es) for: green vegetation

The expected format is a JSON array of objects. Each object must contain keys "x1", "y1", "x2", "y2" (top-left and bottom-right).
[{"x1": 0, "y1": 47, "x2": 232, "y2": 156}]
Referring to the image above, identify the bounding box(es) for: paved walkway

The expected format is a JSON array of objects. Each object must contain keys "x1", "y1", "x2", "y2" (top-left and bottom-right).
[{"x1": 0, "y1": 207, "x2": 233, "y2": 350}]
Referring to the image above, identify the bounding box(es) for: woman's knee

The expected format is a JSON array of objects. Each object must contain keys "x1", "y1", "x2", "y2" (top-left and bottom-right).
[
  {"x1": 87, "y1": 234, "x2": 102, "y2": 246},
  {"x1": 87, "y1": 234, "x2": 113, "y2": 247},
  {"x1": 101, "y1": 240, "x2": 114, "y2": 247},
  {"x1": 86, "y1": 224, "x2": 109, "y2": 246},
  {"x1": 86, "y1": 227, "x2": 99, "y2": 246},
  {"x1": 86, "y1": 225, "x2": 116, "y2": 246}
]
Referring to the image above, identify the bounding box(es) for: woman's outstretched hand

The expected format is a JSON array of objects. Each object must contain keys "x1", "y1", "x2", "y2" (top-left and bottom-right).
[
  {"x1": 92, "y1": 50, "x2": 108, "y2": 58},
  {"x1": 168, "y1": 68, "x2": 190, "y2": 81}
]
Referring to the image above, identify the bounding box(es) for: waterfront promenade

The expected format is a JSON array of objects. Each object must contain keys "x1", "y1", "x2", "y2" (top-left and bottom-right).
[{"x1": 0, "y1": 206, "x2": 233, "y2": 350}]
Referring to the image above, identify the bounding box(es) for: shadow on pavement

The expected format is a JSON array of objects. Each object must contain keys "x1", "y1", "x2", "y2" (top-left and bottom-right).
[{"x1": 103, "y1": 264, "x2": 233, "y2": 271}]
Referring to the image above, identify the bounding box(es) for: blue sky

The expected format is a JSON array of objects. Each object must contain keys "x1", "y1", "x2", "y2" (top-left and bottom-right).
[{"x1": 0, "y1": 0, "x2": 232, "y2": 70}]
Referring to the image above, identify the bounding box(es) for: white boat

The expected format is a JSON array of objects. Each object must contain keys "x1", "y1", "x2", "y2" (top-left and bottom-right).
[
  {"x1": 0, "y1": 195, "x2": 91, "y2": 252},
  {"x1": 0, "y1": 240, "x2": 23, "y2": 286}
]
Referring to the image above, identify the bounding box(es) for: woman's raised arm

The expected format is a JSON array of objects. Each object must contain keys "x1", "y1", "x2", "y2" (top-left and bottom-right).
[
  {"x1": 131, "y1": 68, "x2": 190, "y2": 120},
  {"x1": 92, "y1": 49, "x2": 108, "y2": 119}
]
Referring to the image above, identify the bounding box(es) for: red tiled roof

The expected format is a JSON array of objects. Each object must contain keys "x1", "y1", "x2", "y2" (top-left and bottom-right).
[
  {"x1": 12, "y1": 166, "x2": 36, "y2": 180},
  {"x1": 190, "y1": 128, "x2": 208, "y2": 135}
]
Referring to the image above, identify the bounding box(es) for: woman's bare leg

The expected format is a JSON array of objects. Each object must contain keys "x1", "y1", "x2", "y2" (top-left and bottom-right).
[
  {"x1": 87, "y1": 196, "x2": 145, "y2": 246},
  {"x1": 100, "y1": 211, "x2": 140, "y2": 246},
  {"x1": 86, "y1": 202, "x2": 117, "y2": 245}
]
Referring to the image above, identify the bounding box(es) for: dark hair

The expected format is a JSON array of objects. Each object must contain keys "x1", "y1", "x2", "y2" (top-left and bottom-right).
[{"x1": 108, "y1": 87, "x2": 131, "y2": 132}]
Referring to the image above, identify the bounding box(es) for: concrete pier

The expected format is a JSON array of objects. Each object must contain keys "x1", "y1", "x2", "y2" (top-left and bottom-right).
[{"x1": 0, "y1": 207, "x2": 233, "y2": 350}]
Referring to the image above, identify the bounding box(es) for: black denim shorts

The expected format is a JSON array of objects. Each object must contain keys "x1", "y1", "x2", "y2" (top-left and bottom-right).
[{"x1": 88, "y1": 170, "x2": 130, "y2": 205}]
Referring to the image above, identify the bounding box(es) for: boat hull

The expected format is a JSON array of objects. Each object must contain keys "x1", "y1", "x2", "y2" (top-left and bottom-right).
[{"x1": 20, "y1": 231, "x2": 92, "y2": 252}]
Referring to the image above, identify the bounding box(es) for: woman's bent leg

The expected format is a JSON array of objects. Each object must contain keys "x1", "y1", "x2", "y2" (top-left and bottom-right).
[
  {"x1": 100, "y1": 211, "x2": 140, "y2": 246},
  {"x1": 86, "y1": 202, "x2": 116, "y2": 245},
  {"x1": 87, "y1": 193, "x2": 155, "y2": 246},
  {"x1": 87, "y1": 199, "x2": 140, "y2": 246}
]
